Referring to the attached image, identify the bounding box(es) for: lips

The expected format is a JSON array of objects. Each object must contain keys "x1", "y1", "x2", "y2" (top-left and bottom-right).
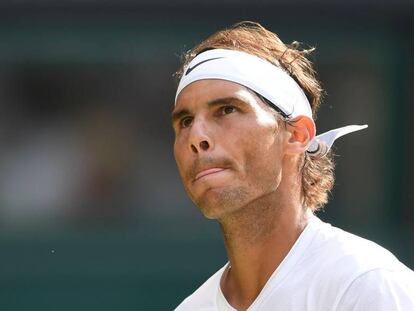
[{"x1": 194, "y1": 168, "x2": 226, "y2": 181}]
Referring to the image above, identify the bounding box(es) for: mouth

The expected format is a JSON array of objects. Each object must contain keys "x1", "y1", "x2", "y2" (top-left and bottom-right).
[{"x1": 194, "y1": 168, "x2": 227, "y2": 182}]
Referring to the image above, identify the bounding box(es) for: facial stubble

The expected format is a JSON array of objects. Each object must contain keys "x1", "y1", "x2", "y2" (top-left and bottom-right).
[{"x1": 192, "y1": 184, "x2": 251, "y2": 220}]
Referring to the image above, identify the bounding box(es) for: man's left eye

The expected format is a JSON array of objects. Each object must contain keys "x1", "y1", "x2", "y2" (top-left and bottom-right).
[{"x1": 221, "y1": 106, "x2": 236, "y2": 115}]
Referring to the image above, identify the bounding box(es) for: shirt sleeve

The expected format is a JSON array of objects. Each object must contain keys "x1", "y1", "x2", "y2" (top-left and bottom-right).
[{"x1": 336, "y1": 268, "x2": 414, "y2": 311}]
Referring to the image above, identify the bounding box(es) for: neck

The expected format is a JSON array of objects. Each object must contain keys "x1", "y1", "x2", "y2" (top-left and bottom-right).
[{"x1": 218, "y1": 188, "x2": 311, "y2": 310}]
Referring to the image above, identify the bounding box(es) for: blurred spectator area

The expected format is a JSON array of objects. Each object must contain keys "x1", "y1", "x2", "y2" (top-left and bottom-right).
[{"x1": 0, "y1": 2, "x2": 412, "y2": 310}]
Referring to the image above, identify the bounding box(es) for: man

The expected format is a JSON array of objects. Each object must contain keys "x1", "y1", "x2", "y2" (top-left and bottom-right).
[{"x1": 172, "y1": 22, "x2": 414, "y2": 311}]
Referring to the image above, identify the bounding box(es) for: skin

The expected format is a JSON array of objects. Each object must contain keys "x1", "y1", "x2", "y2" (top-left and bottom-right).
[{"x1": 172, "y1": 79, "x2": 316, "y2": 311}]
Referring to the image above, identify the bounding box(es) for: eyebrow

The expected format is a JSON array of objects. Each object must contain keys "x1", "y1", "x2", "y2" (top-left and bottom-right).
[
  {"x1": 171, "y1": 96, "x2": 246, "y2": 124},
  {"x1": 171, "y1": 107, "x2": 191, "y2": 124}
]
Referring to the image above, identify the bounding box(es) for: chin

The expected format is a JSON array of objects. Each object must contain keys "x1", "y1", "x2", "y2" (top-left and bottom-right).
[
  {"x1": 200, "y1": 207, "x2": 224, "y2": 220},
  {"x1": 193, "y1": 186, "x2": 250, "y2": 220}
]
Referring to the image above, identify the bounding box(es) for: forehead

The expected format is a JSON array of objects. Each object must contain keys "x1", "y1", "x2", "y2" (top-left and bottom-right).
[{"x1": 174, "y1": 79, "x2": 258, "y2": 111}]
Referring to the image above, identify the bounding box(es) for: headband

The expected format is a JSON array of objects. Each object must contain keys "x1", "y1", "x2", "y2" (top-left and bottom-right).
[{"x1": 175, "y1": 49, "x2": 367, "y2": 156}]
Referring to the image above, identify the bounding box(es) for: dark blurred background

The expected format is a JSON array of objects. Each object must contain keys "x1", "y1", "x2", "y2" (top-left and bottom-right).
[{"x1": 0, "y1": 1, "x2": 412, "y2": 310}]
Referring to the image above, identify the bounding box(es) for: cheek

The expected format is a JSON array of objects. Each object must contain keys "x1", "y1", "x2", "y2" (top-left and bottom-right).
[
  {"x1": 237, "y1": 125, "x2": 283, "y2": 185},
  {"x1": 174, "y1": 141, "x2": 188, "y2": 178}
]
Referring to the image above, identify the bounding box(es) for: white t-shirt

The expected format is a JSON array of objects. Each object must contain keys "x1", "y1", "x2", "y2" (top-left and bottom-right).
[{"x1": 175, "y1": 216, "x2": 414, "y2": 311}]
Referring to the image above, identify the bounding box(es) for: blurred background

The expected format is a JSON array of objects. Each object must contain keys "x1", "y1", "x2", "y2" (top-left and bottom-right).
[{"x1": 0, "y1": 0, "x2": 412, "y2": 310}]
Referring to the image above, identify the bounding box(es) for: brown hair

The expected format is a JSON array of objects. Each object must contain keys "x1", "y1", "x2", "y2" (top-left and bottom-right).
[{"x1": 175, "y1": 21, "x2": 334, "y2": 212}]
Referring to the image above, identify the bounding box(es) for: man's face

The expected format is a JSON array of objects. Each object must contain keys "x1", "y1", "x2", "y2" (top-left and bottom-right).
[{"x1": 172, "y1": 79, "x2": 287, "y2": 219}]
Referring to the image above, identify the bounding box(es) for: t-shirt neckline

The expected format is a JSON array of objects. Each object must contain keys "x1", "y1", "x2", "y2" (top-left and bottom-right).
[{"x1": 216, "y1": 215, "x2": 322, "y2": 311}]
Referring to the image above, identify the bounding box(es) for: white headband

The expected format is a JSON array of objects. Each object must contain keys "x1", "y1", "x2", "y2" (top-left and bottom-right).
[{"x1": 175, "y1": 49, "x2": 367, "y2": 156}]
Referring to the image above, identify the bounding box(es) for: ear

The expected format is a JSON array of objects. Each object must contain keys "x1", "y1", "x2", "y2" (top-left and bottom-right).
[{"x1": 284, "y1": 116, "x2": 316, "y2": 155}]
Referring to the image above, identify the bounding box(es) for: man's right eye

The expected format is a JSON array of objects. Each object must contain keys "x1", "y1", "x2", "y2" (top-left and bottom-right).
[{"x1": 180, "y1": 117, "x2": 193, "y2": 128}]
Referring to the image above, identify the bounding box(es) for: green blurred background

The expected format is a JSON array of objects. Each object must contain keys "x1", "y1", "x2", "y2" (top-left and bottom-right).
[{"x1": 0, "y1": 1, "x2": 413, "y2": 310}]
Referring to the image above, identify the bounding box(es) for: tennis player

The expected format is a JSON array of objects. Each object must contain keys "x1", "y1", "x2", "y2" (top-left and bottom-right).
[{"x1": 172, "y1": 22, "x2": 414, "y2": 310}]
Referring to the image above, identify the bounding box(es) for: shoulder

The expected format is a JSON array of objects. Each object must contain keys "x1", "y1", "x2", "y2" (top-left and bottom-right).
[
  {"x1": 174, "y1": 264, "x2": 226, "y2": 311},
  {"x1": 306, "y1": 218, "x2": 414, "y2": 308},
  {"x1": 335, "y1": 267, "x2": 414, "y2": 311},
  {"x1": 310, "y1": 218, "x2": 406, "y2": 273}
]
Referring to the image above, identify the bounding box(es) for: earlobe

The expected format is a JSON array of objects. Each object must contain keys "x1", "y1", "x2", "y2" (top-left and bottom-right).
[{"x1": 285, "y1": 116, "x2": 316, "y2": 155}]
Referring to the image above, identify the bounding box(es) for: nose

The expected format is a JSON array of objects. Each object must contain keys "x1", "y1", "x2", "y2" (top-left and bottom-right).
[{"x1": 189, "y1": 119, "x2": 213, "y2": 154}]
